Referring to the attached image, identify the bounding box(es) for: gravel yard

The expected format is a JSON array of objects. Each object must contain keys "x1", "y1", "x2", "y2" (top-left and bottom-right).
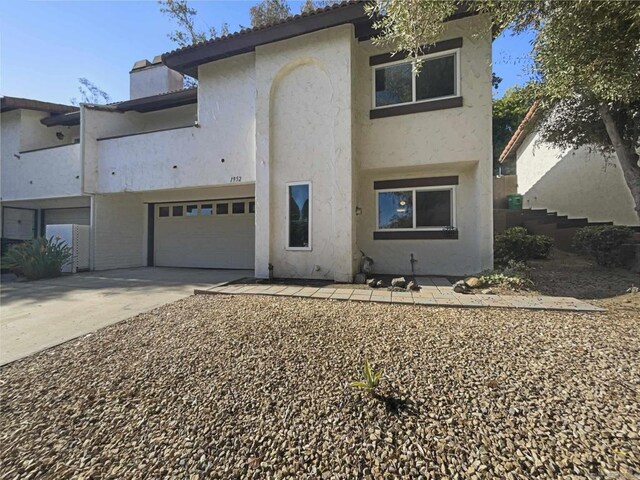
[{"x1": 1, "y1": 295, "x2": 639, "y2": 479}]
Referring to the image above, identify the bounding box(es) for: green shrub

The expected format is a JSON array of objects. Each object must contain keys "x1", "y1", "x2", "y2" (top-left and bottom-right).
[
  {"x1": 3, "y1": 236, "x2": 72, "y2": 280},
  {"x1": 478, "y1": 261, "x2": 534, "y2": 290},
  {"x1": 572, "y1": 225, "x2": 634, "y2": 267},
  {"x1": 494, "y1": 227, "x2": 553, "y2": 265},
  {"x1": 351, "y1": 359, "x2": 382, "y2": 395}
]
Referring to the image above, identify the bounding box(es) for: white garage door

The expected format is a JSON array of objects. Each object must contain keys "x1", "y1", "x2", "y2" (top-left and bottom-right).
[
  {"x1": 45, "y1": 208, "x2": 90, "y2": 226},
  {"x1": 154, "y1": 199, "x2": 255, "y2": 269}
]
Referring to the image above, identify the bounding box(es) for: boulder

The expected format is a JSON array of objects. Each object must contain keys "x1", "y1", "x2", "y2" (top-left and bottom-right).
[
  {"x1": 464, "y1": 276, "x2": 482, "y2": 288},
  {"x1": 366, "y1": 278, "x2": 378, "y2": 288},
  {"x1": 406, "y1": 280, "x2": 420, "y2": 291},
  {"x1": 453, "y1": 280, "x2": 472, "y2": 294},
  {"x1": 481, "y1": 288, "x2": 496, "y2": 295},
  {"x1": 391, "y1": 277, "x2": 406, "y2": 288},
  {"x1": 376, "y1": 280, "x2": 386, "y2": 288}
]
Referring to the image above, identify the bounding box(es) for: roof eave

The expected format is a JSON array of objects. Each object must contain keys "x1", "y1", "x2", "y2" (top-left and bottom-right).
[{"x1": 162, "y1": 2, "x2": 369, "y2": 78}]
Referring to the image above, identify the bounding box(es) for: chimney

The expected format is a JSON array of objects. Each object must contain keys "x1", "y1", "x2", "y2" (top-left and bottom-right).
[{"x1": 129, "y1": 55, "x2": 184, "y2": 100}]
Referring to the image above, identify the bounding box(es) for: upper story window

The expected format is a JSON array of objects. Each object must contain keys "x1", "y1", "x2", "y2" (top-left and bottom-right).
[{"x1": 373, "y1": 50, "x2": 459, "y2": 109}]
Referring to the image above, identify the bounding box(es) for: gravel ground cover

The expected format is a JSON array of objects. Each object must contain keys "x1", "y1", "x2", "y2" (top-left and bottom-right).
[{"x1": 1, "y1": 295, "x2": 639, "y2": 479}]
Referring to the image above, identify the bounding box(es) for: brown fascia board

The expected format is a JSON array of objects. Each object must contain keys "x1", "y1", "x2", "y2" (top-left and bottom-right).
[
  {"x1": 1, "y1": 96, "x2": 78, "y2": 115},
  {"x1": 42, "y1": 88, "x2": 198, "y2": 126},
  {"x1": 162, "y1": 2, "x2": 477, "y2": 78},
  {"x1": 162, "y1": 1, "x2": 370, "y2": 78}
]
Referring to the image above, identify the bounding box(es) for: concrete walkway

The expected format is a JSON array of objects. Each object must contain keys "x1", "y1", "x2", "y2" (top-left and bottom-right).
[
  {"x1": 0, "y1": 267, "x2": 251, "y2": 365},
  {"x1": 196, "y1": 276, "x2": 605, "y2": 312}
]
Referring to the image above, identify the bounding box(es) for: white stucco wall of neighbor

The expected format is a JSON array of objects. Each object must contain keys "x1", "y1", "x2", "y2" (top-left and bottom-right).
[
  {"x1": 353, "y1": 14, "x2": 494, "y2": 276},
  {"x1": 254, "y1": 25, "x2": 355, "y2": 282},
  {"x1": 1, "y1": 110, "x2": 83, "y2": 201},
  {"x1": 517, "y1": 131, "x2": 639, "y2": 226}
]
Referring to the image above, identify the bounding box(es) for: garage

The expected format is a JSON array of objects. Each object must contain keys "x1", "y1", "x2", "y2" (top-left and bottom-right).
[{"x1": 153, "y1": 198, "x2": 255, "y2": 269}]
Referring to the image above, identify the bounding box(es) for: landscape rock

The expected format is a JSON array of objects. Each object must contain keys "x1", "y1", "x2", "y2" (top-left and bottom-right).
[
  {"x1": 406, "y1": 280, "x2": 419, "y2": 291},
  {"x1": 481, "y1": 289, "x2": 495, "y2": 295},
  {"x1": 0, "y1": 295, "x2": 637, "y2": 479},
  {"x1": 375, "y1": 280, "x2": 385, "y2": 288},
  {"x1": 391, "y1": 277, "x2": 406, "y2": 288},
  {"x1": 464, "y1": 277, "x2": 482, "y2": 288},
  {"x1": 453, "y1": 280, "x2": 472, "y2": 294},
  {"x1": 366, "y1": 278, "x2": 378, "y2": 288}
]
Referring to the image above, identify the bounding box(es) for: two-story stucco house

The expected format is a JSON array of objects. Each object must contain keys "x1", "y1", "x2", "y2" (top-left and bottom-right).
[{"x1": 1, "y1": 1, "x2": 493, "y2": 281}]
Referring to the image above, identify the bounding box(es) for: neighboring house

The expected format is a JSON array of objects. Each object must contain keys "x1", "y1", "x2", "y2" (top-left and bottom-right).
[
  {"x1": 0, "y1": 97, "x2": 88, "y2": 247},
  {"x1": 1, "y1": 1, "x2": 494, "y2": 280},
  {"x1": 499, "y1": 103, "x2": 639, "y2": 227}
]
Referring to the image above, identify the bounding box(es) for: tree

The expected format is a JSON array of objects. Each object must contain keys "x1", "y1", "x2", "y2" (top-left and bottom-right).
[
  {"x1": 158, "y1": 0, "x2": 229, "y2": 87},
  {"x1": 158, "y1": 0, "x2": 228, "y2": 48},
  {"x1": 367, "y1": 0, "x2": 640, "y2": 221},
  {"x1": 301, "y1": 0, "x2": 315, "y2": 15},
  {"x1": 249, "y1": 0, "x2": 291, "y2": 28},
  {"x1": 70, "y1": 78, "x2": 111, "y2": 105}
]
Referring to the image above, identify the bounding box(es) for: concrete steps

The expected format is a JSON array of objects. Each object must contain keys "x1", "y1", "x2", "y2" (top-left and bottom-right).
[{"x1": 494, "y1": 209, "x2": 640, "y2": 252}]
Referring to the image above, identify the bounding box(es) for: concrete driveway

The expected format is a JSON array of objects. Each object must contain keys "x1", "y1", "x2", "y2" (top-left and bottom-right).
[{"x1": 0, "y1": 267, "x2": 250, "y2": 365}]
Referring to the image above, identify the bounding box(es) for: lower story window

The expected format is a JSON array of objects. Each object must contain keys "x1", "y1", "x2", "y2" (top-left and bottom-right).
[
  {"x1": 287, "y1": 182, "x2": 311, "y2": 249},
  {"x1": 377, "y1": 187, "x2": 454, "y2": 230}
]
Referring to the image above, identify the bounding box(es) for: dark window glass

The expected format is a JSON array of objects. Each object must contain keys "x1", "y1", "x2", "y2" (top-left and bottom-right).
[
  {"x1": 186, "y1": 205, "x2": 198, "y2": 216},
  {"x1": 378, "y1": 191, "x2": 413, "y2": 229},
  {"x1": 375, "y1": 63, "x2": 412, "y2": 107},
  {"x1": 216, "y1": 203, "x2": 228, "y2": 215},
  {"x1": 248, "y1": 201, "x2": 255, "y2": 213},
  {"x1": 159, "y1": 206, "x2": 170, "y2": 217},
  {"x1": 232, "y1": 202, "x2": 245, "y2": 214},
  {"x1": 416, "y1": 54, "x2": 456, "y2": 101},
  {"x1": 200, "y1": 204, "x2": 213, "y2": 215},
  {"x1": 288, "y1": 184, "x2": 310, "y2": 248},
  {"x1": 172, "y1": 206, "x2": 183, "y2": 217},
  {"x1": 416, "y1": 190, "x2": 452, "y2": 227}
]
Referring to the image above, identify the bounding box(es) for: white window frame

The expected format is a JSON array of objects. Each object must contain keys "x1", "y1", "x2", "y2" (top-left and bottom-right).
[
  {"x1": 286, "y1": 181, "x2": 312, "y2": 251},
  {"x1": 371, "y1": 49, "x2": 461, "y2": 109},
  {"x1": 375, "y1": 185, "x2": 456, "y2": 232}
]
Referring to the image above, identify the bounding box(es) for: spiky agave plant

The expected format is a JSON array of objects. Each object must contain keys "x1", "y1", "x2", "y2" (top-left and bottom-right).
[
  {"x1": 351, "y1": 359, "x2": 382, "y2": 396},
  {"x1": 3, "y1": 236, "x2": 72, "y2": 280}
]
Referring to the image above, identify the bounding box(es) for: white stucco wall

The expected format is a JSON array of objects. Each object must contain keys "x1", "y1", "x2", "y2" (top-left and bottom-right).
[
  {"x1": 2, "y1": 110, "x2": 83, "y2": 201},
  {"x1": 355, "y1": 15, "x2": 493, "y2": 170},
  {"x1": 2, "y1": 144, "x2": 82, "y2": 201},
  {"x1": 356, "y1": 163, "x2": 489, "y2": 276},
  {"x1": 130, "y1": 64, "x2": 184, "y2": 100},
  {"x1": 352, "y1": 14, "x2": 493, "y2": 275},
  {"x1": 254, "y1": 25, "x2": 355, "y2": 281},
  {"x1": 92, "y1": 193, "x2": 146, "y2": 270},
  {"x1": 19, "y1": 110, "x2": 80, "y2": 152},
  {"x1": 516, "y1": 131, "x2": 639, "y2": 226}
]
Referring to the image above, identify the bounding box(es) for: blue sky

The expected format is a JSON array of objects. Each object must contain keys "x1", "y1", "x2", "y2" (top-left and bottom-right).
[{"x1": 0, "y1": 1, "x2": 534, "y2": 104}]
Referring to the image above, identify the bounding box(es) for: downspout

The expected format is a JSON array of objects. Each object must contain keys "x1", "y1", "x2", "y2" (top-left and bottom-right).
[{"x1": 79, "y1": 104, "x2": 97, "y2": 271}]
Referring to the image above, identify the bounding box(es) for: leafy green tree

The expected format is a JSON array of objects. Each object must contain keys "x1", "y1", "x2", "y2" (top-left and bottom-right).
[
  {"x1": 158, "y1": 0, "x2": 228, "y2": 47},
  {"x1": 367, "y1": 0, "x2": 640, "y2": 221},
  {"x1": 70, "y1": 78, "x2": 111, "y2": 105},
  {"x1": 250, "y1": 0, "x2": 291, "y2": 28},
  {"x1": 301, "y1": 0, "x2": 315, "y2": 14}
]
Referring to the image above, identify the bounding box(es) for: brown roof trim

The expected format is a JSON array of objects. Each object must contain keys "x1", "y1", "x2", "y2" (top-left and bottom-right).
[
  {"x1": 1, "y1": 96, "x2": 78, "y2": 115},
  {"x1": 498, "y1": 100, "x2": 540, "y2": 164},
  {"x1": 104, "y1": 87, "x2": 197, "y2": 113},
  {"x1": 40, "y1": 111, "x2": 81, "y2": 127},
  {"x1": 42, "y1": 87, "x2": 198, "y2": 126},
  {"x1": 162, "y1": 1, "x2": 369, "y2": 78}
]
